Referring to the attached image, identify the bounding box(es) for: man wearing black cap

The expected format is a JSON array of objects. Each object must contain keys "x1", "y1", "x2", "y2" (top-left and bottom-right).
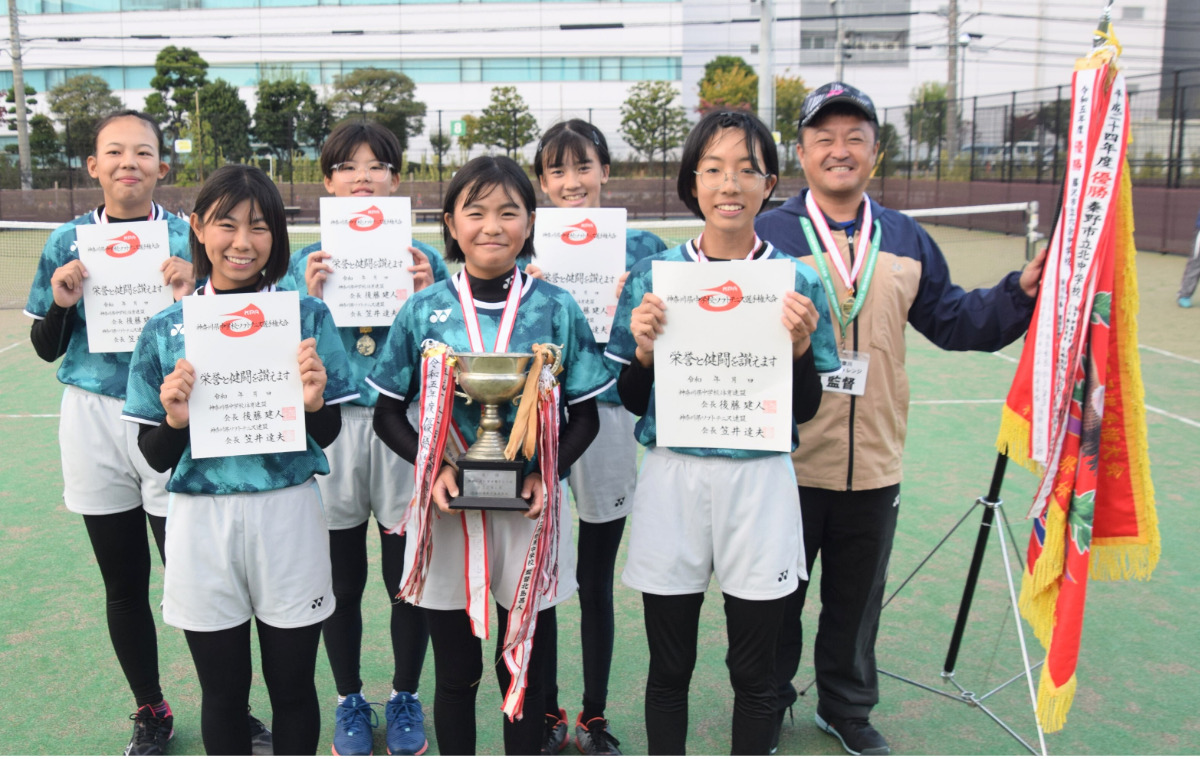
[{"x1": 755, "y1": 82, "x2": 1047, "y2": 755}]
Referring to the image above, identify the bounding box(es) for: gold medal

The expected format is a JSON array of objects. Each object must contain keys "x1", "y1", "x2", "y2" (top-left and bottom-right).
[
  {"x1": 841, "y1": 293, "x2": 856, "y2": 318},
  {"x1": 356, "y1": 327, "x2": 375, "y2": 356}
]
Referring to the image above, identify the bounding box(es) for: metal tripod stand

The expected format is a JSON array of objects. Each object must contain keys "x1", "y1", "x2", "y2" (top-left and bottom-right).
[{"x1": 877, "y1": 453, "x2": 1048, "y2": 755}]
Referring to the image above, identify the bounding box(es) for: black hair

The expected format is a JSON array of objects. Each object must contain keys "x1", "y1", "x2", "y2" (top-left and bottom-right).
[
  {"x1": 676, "y1": 110, "x2": 779, "y2": 220},
  {"x1": 800, "y1": 102, "x2": 880, "y2": 142},
  {"x1": 320, "y1": 119, "x2": 403, "y2": 178},
  {"x1": 190, "y1": 164, "x2": 290, "y2": 286},
  {"x1": 92, "y1": 110, "x2": 165, "y2": 157},
  {"x1": 533, "y1": 119, "x2": 610, "y2": 178},
  {"x1": 441, "y1": 156, "x2": 537, "y2": 264}
]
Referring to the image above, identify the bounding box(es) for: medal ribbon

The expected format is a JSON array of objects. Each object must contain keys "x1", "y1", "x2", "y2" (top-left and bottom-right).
[
  {"x1": 691, "y1": 233, "x2": 766, "y2": 262},
  {"x1": 804, "y1": 192, "x2": 874, "y2": 288},
  {"x1": 800, "y1": 214, "x2": 881, "y2": 342},
  {"x1": 454, "y1": 267, "x2": 524, "y2": 639}
]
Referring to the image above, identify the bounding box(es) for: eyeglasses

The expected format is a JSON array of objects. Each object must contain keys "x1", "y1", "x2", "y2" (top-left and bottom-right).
[
  {"x1": 331, "y1": 161, "x2": 395, "y2": 181},
  {"x1": 693, "y1": 168, "x2": 770, "y2": 191}
]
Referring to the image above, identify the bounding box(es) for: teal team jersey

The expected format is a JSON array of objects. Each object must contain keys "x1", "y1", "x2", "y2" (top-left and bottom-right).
[
  {"x1": 122, "y1": 294, "x2": 359, "y2": 495},
  {"x1": 366, "y1": 272, "x2": 614, "y2": 454},
  {"x1": 280, "y1": 239, "x2": 451, "y2": 407},
  {"x1": 605, "y1": 240, "x2": 841, "y2": 459},
  {"x1": 23, "y1": 205, "x2": 192, "y2": 399},
  {"x1": 517, "y1": 227, "x2": 667, "y2": 405}
]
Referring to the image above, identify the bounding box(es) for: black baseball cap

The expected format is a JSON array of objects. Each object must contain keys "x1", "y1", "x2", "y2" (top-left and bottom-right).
[{"x1": 799, "y1": 82, "x2": 878, "y2": 129}]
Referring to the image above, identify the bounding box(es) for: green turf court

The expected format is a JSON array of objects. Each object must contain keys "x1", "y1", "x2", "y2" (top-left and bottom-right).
[{"x1": 0, "y1": 224, "x2": 1196, "y2": 755}]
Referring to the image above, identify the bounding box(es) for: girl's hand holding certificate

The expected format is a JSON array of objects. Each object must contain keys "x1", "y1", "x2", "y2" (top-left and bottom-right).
[
  {"x1": 298, "y1": 337, "x2": 328, "y2": 413},
  {"x1": 782, "y1": 290, "x2": 820, "y2": 358},
  {"x1": 161, "y1": 358, "x2": 195, "y2": 429},
  {"x1": 631, "y1": 292, "x2": 666, "y2": 367},
  {"x1": 161, "y1": 256, "x2": 196, "y2": 301},
  {"x1": 51, "y1": 259, "x2": 89, "y2": 308}
]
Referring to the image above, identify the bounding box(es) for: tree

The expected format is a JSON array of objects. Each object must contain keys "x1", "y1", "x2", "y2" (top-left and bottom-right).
[
  {"x1": 697, "y1": 56, "x2": 757, "y2": 113},
  {"x1": 904, "y1": 81, "x2": 949, "y2": 161},
  {"x1": 876, "y1": 122, "x2": 905, "y2": 177},
  {"x1": 619, "y1": 81, "x2": 690, "y2": 164},
  {"x1": 429, "y1": 130, "x2": 451, "y2": 169},
  {"x1": 327, "y1": 68, "x2": 427, "y2": 152},
  {"x1": 28, "y1": 114, "x2": 62, "y2": 168},
  {"x1": 774, "y1": 73, "x2": 809, "y2": 170},
  {"x1": 144, "y1": 46, "x2": 209, "y2": 145},
  {"x1": 196, "y1": 79, "x2": 252, "y2": 164},
  {"x1": 476, "y1": 86, "x2": 539, "y2": 158},
  {"x1": 48, "y1": 74, "x2": 123, "y2": 166},
  {"x1": 4, "y1": 84, "x2": 38, "y2": 130},
  {"x1": 253, "y1": 77, "x2": 322, "y2": 181}
]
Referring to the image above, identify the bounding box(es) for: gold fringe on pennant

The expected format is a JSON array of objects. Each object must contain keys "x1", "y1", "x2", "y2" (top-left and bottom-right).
[
  {"x1": 995, "y1": 405, "x2": 1044, "y2": 476},
  {"x1": 1088, "y1": 165, "x2": 1162, "y2": 583},
  {"x1": 1019, "y1": 500, "x2": 1068, "y2": 648},
  {"x1": 1036, "y1": 670, "x2": 1078, "y2": 733},
  {"x1": 505, "y1": 344, "x2": 558, "y2": 461}
]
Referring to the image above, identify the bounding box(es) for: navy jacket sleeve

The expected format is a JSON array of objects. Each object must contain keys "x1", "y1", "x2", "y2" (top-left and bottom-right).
[{"x1": 904, "y1": 218, "x2": 1036, "y2": 352}]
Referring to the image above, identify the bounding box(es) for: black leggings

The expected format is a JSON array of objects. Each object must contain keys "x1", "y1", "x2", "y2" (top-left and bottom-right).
[
  {"x1": 545, "y1": 516, "x2": 625, "y2": 721},
  {"x1": 323, "y1": 521, "x2": 429, "y2": 696},
  {"x1": 184, "y1": 619, "x2": 323, "y2": 755},
  {"x1": 425, "y1": 604, "x2": 557, "y2": 755},
  {"x1": 642, "y1": 592, "x2": 786, "y2": 756},
  {"x1": 82, "y1": 509, "x2": 167, "y2": 707}
]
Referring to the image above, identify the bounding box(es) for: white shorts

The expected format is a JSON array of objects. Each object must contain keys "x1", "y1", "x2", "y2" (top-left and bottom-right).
[
  {"x1": 567, "y1": 403, "x2": 638, "y2": 524},
  {"x1": 163, "y1": 479, "x2": 334, "y2": 632},
  {"x1": 401, "y1": 478, "x2": 577, "y2": 612},
  {"x1": 317, "y1": 404, "x2": 416, "y2": 531},
  {"x1": 622, "y1": 447, "x2": 806, "y2": 601},
  {"x1": 59, "y1": 386, "x2": 170, "y2": 517}
]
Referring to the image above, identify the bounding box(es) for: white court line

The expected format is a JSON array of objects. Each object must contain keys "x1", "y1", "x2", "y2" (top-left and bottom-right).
[
  {"x1": 990, "y1": 350, "x2": 1019, "y2": 363},
  {"x1": 0, "y1": 342, "x2": 21, "y2": 355},
  {"x1": 1139, "y1": 344, "x2": 1200, "y2": 366},
  {"x1": 0, "y1": 413, "x2": 59, "y2": 418},
  {"x1": 1144, "y1": 404, "x2": 1200, "y2": 430}
]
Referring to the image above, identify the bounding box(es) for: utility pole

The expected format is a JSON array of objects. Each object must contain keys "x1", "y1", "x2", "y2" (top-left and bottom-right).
[
  {"x1": 832, "y1": 0, "x2": 844, "y2": 82},
  {"x1": 757, "y1": 0, "x2": 775, "y2": 135},
  {"x1": 7, "y1": 0, "x2": 33, "y2": 190},
  {"x1": 194, "y1": 90, "x2": 205, "y2": 182},
  {"x1": 946, "y1": 0, "x2": 960, "y2": 157}
]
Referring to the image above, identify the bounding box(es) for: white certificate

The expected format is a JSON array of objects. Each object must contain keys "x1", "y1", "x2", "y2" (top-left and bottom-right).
[
  {"x1": 533, "y1": 207, "x2": 626, "y2": 341},
  {"x1": 182, "y1": 291, "x2": 306, "y2": 459},
  {"x1": 76, "y1": 220, "x2": 173, "y2": 353},
  {"x1": 652, "y1": 259, "x2": 794, "y2": 453},
  {"x1": 319, "y1": 196, "x2": 415, "y2": 327}
]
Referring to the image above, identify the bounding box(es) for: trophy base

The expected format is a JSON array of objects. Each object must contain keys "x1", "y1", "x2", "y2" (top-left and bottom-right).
[{"x1": 453, "y1": 458, "x2": 530, "y2": 511}]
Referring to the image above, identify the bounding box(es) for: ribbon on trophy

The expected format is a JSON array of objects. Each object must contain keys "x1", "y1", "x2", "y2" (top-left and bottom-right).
[
  {"x1": 397, "y1": 339, "x2": 460, "y2": 607},
  {"x1": 500, "y1": 342, "x2": 564, "y2": 721}
]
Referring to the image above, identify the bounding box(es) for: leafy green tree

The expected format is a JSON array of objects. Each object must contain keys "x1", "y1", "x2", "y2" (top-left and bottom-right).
[
  {"x1": 619, "y1": 81, "x2": 690, "y2": 164},
  {"x1": 196, "y1": 79, "x2": 252, "y2": 164},
  {"x1": 48, "y1": 74, "x2": 123, "y2": 166},
  {"x1": 253, "y1": 77, "x2": 322, "y2": 181},
  {"x1": 774, "y1": 74, "x2": 809, "y2": 170},
  {"x1": 299, "y1": 98, "x2": 334, "y2": 152},
  {"x1": 327, "y1": 68, "x2": 426, "y2": 152},
  {"x1": 697, "y1": 56, "x2": 757, "y2": 113},
  {"x1": 904, "y1": 81, "x2": 949, "y2": 159},
  {"x1": 429, "y1": 130, "x2": 451, "y2": 170},
  {"x1": 876, "y1": 122, "x2": 905, "y2": 177},
  {"x1": 4, "y1": 84, "x2": 38, "y2": 130},
  {"x1": 29, "y1": 114, "x2": 62, "y2": 168},
  {"x1": 143, "y1": 46, "x2": 209, "y2": 146},
  {"x1": 476, "y1": 86, "x2": 539, "y2": 158}
]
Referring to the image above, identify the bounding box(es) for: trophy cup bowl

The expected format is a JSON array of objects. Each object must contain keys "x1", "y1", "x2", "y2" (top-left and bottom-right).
[{"x1": 452, "y1": 352, "x2": 534, "y2": 510}]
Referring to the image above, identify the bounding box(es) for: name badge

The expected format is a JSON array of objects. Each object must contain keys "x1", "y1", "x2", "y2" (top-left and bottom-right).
[{"x1": 820, "y1": 350, "x2": 869, "y2": 396}]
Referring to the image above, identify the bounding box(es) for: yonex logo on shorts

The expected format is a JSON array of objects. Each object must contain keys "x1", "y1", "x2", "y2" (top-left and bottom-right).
[
  {"x1": 430, "y1": 309, "x2": 451, "y2": 323},
  {"x1": 614, "y1": 496, "x2": 625, "y2": 510},
  {"x1": 778, "y1": 569, "x2": 789, "y2": 582},
  {"x1": 311, "y1": 596, "x2": 325, "y2": 609}
]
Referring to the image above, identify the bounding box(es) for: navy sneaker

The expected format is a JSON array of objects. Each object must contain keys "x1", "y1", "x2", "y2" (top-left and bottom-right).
[
  {"x1": 815, "y1": 706, "x2": 891, "y2": 756},
  {"x1": 541, "y1": 709, "x2": 569, "y2": 755},
  {"x1": 125, "y1": 702, "x2": 174, "y2": 756},
  {"x1": 384, "y1": 692, "x2": 427, "y2": 756},
  {"x1": 248, "y1": 710, "x2": 273, "y2": 756},
  {"x1": 333, "y1": 694, "x2": 379, "y2": 756}
]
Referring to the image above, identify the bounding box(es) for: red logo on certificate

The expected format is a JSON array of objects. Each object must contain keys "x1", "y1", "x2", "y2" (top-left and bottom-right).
[
  {"x1": 698, "y1": 280, "x2": 743, "y2": 312},
  {"x1": 349, "y1": 205, "x2": 384, "y2": 232},
  {"x1": 219, "y1": 303, "x2": 266, "y2": 338},
  {"x1": 105, "y1": 230, "x2": 141, "y2": 258},
  {"x1": 561, "y1": 218, "x2": 597, "y2": 245}
]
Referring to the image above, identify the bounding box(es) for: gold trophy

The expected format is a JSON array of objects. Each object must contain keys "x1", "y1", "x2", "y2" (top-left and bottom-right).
[{"x1": 451, "y1": 352, "x2": 537, "y2": 510}]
